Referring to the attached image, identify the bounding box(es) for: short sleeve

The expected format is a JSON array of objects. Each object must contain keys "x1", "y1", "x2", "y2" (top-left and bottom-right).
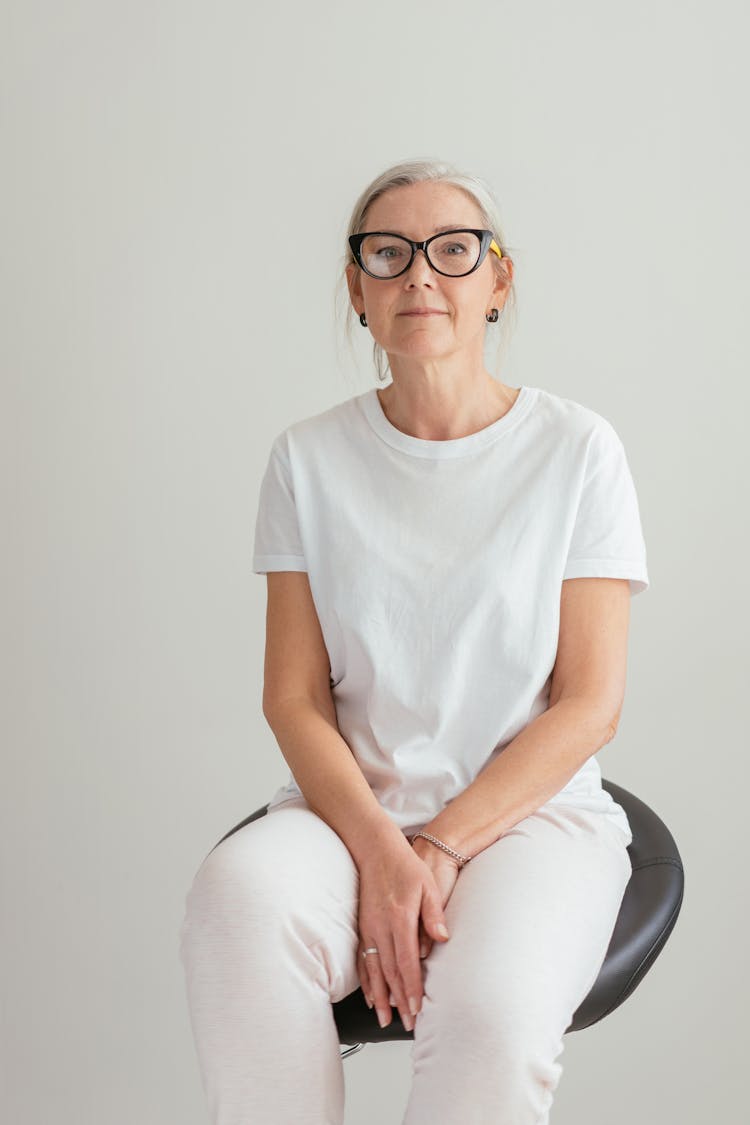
[
  {"x1": 252, "y1": 433, "x2": 308, "y2": 574},
  {"x1": 563, "y1": 420, "x2": 650, "y2": 596}
]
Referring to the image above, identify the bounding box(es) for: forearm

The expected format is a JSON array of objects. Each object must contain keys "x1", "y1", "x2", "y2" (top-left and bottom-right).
[
  {"x1": 264, "y1": 698, "x2": 406, "y2": 866},
  {"x1": 426, "y1": 697, "x2": 615, "y2": 860}
]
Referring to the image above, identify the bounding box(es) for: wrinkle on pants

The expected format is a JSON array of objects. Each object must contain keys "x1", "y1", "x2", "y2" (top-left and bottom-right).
[{"x1": 179, "y1": 795, "x2": 632, "y2": 1125}]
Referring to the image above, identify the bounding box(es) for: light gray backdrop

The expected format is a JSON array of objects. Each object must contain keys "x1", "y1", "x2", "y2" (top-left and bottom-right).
[{"x1": 3, "y1": 1, "x2": 747, "y2": 1122}]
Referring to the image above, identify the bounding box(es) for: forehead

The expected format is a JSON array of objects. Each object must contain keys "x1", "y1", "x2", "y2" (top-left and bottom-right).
[{"x1": 364, "y1": 181, "x2": 483, "y2": 234}]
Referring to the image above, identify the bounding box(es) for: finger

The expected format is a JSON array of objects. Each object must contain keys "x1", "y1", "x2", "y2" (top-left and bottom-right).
[
  {"x1": 362, "y1": 949, "x2": 394, "y2": 1028},
  {"x1": 374, "y1": 935, "x2": 413, "y2": 1031},
  {"x1": 422, "y1": 886, "x2": 451, "y2": 943},
  {"x1": 417, "y1": 921, "x2": 430, "y2": 958},
  {"x1": 392, "y1": 923, "x2": 423, "y2": 1023},
  {"x1": 357, "y1": 955, "x2": 374, "y2": 1008}
]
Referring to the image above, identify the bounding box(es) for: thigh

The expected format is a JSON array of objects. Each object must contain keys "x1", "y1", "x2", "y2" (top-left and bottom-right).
[
  {"x1": 420, "y1": 800, "x2": 632, "y2": 1036},
  {"x1": 182, "y1": 796, "x2": 363, "y2": 1002}
]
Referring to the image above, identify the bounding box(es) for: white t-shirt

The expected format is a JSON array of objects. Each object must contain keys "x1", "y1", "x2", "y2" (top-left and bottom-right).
[{"x1": 252, "y1": 384, "x2": 649, "y2": 843}]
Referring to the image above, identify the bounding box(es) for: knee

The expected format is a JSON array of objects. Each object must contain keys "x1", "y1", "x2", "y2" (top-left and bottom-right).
[
  {"x1": 179, "y1": 808, "x2": 355, "y2": 937},
  {"x1": 191, "y1": 827, "x2": 279, "y2": 908},
  {"x1": 179, "y1": 832, "x2": 281, "y2": 959}
]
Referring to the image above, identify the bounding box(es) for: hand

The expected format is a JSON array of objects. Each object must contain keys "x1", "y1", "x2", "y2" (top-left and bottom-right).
[
  {"x1": 356, "y1": 836, "x2": 454, "y2": 1031},
  {"x1": 409, "y1": 834, "x2": 461, "y2": 962}
]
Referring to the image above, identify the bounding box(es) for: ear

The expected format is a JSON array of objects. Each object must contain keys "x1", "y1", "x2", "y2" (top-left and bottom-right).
[
  {"x1": 345, "y1": 263, "x2": 363, "y2": 317},
  {"x1": 491, "y1": 255, "x2": 514, "y2": 305}
]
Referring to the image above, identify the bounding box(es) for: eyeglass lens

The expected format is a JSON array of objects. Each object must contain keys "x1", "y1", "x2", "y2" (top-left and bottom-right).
[{"x1": 360, "y1": 232, "x2": 482, "y2": 278}]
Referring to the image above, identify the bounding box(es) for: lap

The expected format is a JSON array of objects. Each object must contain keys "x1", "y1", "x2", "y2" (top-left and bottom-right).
[{"x1": 186, "y1": 794, "x2": 631, "y2": 1024}]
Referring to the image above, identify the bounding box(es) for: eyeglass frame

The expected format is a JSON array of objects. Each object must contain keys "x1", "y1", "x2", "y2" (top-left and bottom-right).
[{"x1": 348, "y1": 228, "x2": 503, "y2": 280}]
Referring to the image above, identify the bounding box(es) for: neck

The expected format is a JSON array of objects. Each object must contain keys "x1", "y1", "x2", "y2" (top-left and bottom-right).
[{"x1": 376, "y1": 373, "x2": 519, "y2": 442}]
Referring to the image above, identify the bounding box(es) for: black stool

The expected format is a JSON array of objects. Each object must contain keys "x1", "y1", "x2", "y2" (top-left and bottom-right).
[{"x1": 210, "y1": 779, "x2": 684, "y2": 1060}]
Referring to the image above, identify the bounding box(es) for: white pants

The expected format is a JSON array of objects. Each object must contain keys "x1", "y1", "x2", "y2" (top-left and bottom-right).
[{"x1": 179, "y1": 794, "x2": 632, "y2": 1125}]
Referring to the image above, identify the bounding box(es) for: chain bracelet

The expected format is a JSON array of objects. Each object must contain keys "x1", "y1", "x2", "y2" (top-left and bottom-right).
[{"x1": 411, "y1": 830, "x2": 473, "y2": 868}]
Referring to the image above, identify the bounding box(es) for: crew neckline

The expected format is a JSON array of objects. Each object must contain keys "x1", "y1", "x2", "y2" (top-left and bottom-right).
[{"x1": 357, "y1": 384, "x2": 537, "y2": 459}]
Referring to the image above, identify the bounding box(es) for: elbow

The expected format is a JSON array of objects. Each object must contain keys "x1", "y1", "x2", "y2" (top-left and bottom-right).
[
  {"x1": 262, "y1": 695, "x2": 297, "y2": 730},
  {"x1": 261, "y1": 692, "x2": 280, "y2": 725},
  {"x1": 575, "y1": 690, "x2": 623, "y2": 748},
  {"x1": 263, "y1": 692, "x2": 338, "y2": 733},
  {"x1": 602, "y1": 703, "x2": 622, "y2": 746},
  {"x1": 262, "y1": 696, "x2": 302, "y2": 729},
  {"x1": 561, "y1": 695, "x2": 621, "y2": 748}
]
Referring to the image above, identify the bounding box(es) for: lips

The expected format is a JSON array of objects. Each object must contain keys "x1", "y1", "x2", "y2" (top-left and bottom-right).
[{"x1": 399, "y1": 310, "x2": 447, "y2": 316}]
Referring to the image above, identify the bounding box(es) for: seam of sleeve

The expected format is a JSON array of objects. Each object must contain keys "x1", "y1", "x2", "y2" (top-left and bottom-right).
[
  {"x1": 253, "y1": 553, "x2": 308, "y2": 573},
  {"x1": 562, "y1": 558, "x2": 650, "y2": 595},
  {"x1": 565, "y1": 556, "x2": 645, "y2": 567}
]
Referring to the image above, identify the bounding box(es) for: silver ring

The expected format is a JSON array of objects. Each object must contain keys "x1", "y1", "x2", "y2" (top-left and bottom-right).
[{"x1": 362, "y1": 947, "x2": 379, "y2": 958}]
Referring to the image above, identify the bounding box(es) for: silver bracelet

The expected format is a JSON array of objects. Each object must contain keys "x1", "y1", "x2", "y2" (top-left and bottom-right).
[{"x1": 411, "y1": 831, "x2": 473, "y2": 868}]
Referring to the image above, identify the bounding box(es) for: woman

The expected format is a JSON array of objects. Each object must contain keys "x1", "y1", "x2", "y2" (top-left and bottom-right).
[{"x1": 179, "y1": 158, "x2": 649, "y2": 1124}]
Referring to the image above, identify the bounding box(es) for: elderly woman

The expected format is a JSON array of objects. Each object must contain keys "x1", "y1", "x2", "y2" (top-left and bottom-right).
[{"x1": 180, "y1": 158, "x2": 649, "y2": 1124}]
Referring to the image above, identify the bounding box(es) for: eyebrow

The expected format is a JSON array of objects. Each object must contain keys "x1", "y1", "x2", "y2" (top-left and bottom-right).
[{"x1": 377, "y1": 224, "x2": 475, "y2": 236}]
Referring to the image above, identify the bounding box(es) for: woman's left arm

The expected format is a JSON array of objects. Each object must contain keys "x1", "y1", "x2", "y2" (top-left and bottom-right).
[{"x1": 422, "y1": 576, "x2": 631, "y2": 862}]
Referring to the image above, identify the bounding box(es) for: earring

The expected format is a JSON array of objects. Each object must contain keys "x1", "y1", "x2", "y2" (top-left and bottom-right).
[
  {"x1": 359, "y1": 312, "x2": 368, "y2": 327},
  {"x1": 486, "y1": 308, "x2": 500, "y2": 323}
]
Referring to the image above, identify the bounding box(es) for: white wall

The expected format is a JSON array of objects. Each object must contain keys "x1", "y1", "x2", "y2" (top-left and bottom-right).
[{"x1": 3, "y1": 1, "x2": 747, "y2": 1122}]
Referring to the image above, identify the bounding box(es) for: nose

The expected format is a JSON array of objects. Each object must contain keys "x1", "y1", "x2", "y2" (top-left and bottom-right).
[{"x1": 404, "y1": 248, "x2": 437, "y2": 283}]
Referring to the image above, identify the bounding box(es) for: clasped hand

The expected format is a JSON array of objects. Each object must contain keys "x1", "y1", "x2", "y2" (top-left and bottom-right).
[{"x1": 356, "y1": 833, "x2": 461, "y2": 1031}]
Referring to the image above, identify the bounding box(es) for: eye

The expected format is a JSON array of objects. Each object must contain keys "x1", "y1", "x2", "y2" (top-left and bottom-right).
[{"x1": 376, "y1": 245, "x2": 407, "y2": 259}]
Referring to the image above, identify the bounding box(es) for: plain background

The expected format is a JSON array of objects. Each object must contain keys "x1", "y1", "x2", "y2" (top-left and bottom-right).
[{"x1": 3, "y1": 1, "x2": 748, "y2": 1122}]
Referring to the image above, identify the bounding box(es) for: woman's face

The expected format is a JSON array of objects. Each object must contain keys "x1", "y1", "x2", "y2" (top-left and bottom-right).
[{"x1": 346, "y1": 181, "x2": 512, "y2": 366}]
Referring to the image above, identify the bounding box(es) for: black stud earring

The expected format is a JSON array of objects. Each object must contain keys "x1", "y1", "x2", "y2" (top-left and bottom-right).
[
  {"x1": 486, "y1": 308, "x2": 500, "y2": 323},
  {"x1": 359, "y1": 312, "x2": 368, "y2": 327}
]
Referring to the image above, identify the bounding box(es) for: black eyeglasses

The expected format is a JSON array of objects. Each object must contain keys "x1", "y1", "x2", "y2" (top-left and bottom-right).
[{"x1": 348, "y1": 228, "x2": 503, "y2": 279}]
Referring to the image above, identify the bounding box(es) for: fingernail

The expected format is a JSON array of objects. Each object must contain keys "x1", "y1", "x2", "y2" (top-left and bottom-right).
[
  {"x1": 376, "y1": 1008, "x2": 390, "y2": 1029},
  {"x1": 402, "y1": 1012, "x2": 414, "y2": 1032},
  {"x1": 365, "y1": 994, "x2": 373, "y2": 1009},
  {"x1": 409, "y1": 996, "x2": 419, "y2": 1016},
  {"x1": 437, "y1": 923, "x2": 449, "y2": 938},
  {"x1": 420, "y1": 943, "x2": 428, "y2": 957}
]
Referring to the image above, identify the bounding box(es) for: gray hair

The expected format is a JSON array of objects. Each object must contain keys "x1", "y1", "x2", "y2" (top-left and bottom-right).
[{"x1": 334, "y1": 158, "x2": 518, "y2": 383}]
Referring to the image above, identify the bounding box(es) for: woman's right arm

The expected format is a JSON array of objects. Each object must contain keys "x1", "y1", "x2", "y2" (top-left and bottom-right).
[
  {"x1": 262, "y1": 571, "x2": 450, "y2": 1030},
  {"x1": 261, "y1": 571, "x2": 406, "y2": 864}
]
